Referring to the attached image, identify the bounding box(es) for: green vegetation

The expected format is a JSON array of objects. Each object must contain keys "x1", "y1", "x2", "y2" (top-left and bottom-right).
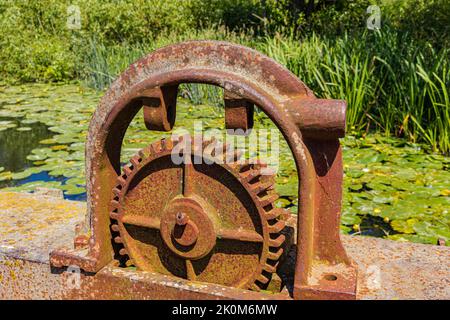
[
  {"x1": 1, "y1": 0, "x2": 448, "y2": 154},
  {"x1": 0, "y1": 83, "x2": 449, "y2": 244},
  {"x1": 0, "y1": 1, "x2": 449, "y2": 245}
]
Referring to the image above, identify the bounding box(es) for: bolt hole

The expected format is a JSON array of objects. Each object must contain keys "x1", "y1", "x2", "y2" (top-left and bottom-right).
[{"x1": 324, "y1": 274, "x2": 338, "y2": 281}]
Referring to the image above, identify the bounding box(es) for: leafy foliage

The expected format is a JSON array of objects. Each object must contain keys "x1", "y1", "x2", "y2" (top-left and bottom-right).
[{"x1": 0, "y1": 83, "x2": 448, "y2": 245}]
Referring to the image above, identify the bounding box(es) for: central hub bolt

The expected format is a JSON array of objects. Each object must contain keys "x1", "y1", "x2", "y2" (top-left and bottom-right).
[
  {"x1": 160, "y1": 196, "x2": 216, "y2": 259},
  {"x1": 172, "y1": 212, "x2": 199, "y2": 247},
  {"x1": 175, "y1": 212, "x2": 188, "y2": 225}
]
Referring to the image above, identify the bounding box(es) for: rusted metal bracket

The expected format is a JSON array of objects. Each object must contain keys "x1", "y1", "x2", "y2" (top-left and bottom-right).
[
  {"x1": 142, "y1": 85, "x2": 178, "y2": 131},
  {"x1": 50, "y1": 40, "x2": 357, "y2": 299},
  {"x1": 224, "y1": 90, "x2": 254, "y2": 133}
]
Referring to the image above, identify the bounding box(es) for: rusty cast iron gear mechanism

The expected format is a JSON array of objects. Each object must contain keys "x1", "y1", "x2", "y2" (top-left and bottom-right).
[
  {"x1": 110, "y1": 136, "x2": 286, "y2": 290},
  {"x1": 50, "y1": 40, "x2": 358, "y2": 300}
]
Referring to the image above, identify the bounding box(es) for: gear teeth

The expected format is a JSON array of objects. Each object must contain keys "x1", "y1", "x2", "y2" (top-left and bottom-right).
[
  {"x1": 235, "y1": 162, "x2": 252, "y2": 173},
  {"x1": 153, "y1": 141, "x2": 163, "y2": 153},
  {"x1": 112, "y1": 187, "x2": 122, "y2": 197},
  {"x1": 225, "y1": 149, "x2": 243, "y2": 163},
  {"x1": 250, "y1": 283, "x2": 261, "y2": 291},
  {"x1": 110, "y1": 211, "x2": 120, "y2": 220},
  {"x1": 251, "y1": 181, "x2": 274, "y2": 195},
  {"x1": 267, "y1": 248, "x2": 284, "y2": 261},
  {"x1": 148, "y1": 143, "x2": 157, "y2": 155},
  {"x1": 202, "y1": 137, "x2": 217, "y2": 148},
  {"x1": 109, "y1": 135, "x2": 285, "y2": 290},
  {"x1": 252, "y1": 161, "x2": 268, "y2": 170},
  {"x1": 116, "y1": 175, "x2": 127, "y2": 186},
  {"x1": 202, "y1": 138, "x2": 219, "y2": 159},
  {"x1": 269, "y1": 234, "x2": 285, "y2": 248},
  {"x1": 227, "y1": 162, "x2": 241, "y2": 171},
  {"x1": 138, "y1": 149, "x2": 147, "y2": 158},
  {"x1": 258, "y1": 194, "x2": 279, "y2": 207},
  {"x1": 211, "y1": 141, "x2": 231, "y2": 159},
  {"x1": 268, "y1": 220, "x2": 285, "y2": 234},
  {"x1": 165, "y1": 138, "x2": 174, "y2": 150},
  {"x1": 209, "y1": 143, "x2": 222, "y2": 158},
  {"x1": 241, "y1": 170, "x2": 260, "y2": 183},
  {"x1": 130, "y1": 155, "x2": 141, "y2": 167},
  {"x1": 123, "y1": 165, "x2": 133, "y2": 176},
  {"x1": 256, "y1": 274, "x2": 270, "y2": 284},
  {"x1": 110, "y1": 199, "x2": 121, "y2": 220},
  {"x1": 173, "y1": 133, "x2": 190, "y2": 146},
  {"x1": 110, "y1": 199, "x2": 120, "y2": 210},
  {"x1": 266, "y1": 208, "x2": 284, "y2": 219},
  {"x1": 262, "y1": 263, "x2": 278, "y2": 273}
]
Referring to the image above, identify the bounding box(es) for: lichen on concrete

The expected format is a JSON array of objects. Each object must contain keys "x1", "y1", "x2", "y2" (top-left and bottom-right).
[{"x1": 0, "y1": 191, "x2": 85, "y2": 262}]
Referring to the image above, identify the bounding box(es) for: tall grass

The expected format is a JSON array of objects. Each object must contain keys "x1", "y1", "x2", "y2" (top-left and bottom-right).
[{"x1": 81, "y1": 29, "x2": 450, "y2": 154}]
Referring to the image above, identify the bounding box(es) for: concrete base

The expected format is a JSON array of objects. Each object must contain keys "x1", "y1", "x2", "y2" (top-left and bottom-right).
[{"x1": 0, "y1": 192, "x2": 448, "y2": 299}]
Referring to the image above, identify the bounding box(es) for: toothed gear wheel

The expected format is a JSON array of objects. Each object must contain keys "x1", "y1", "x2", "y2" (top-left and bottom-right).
[{"x1": 110, "y1": 136, "x2": 286, "y2": 290}]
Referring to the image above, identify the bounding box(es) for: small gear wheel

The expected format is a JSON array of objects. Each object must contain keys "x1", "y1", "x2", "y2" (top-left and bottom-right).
[{"x1": 109, "y1": 136, "x2": 286, "y2": 290}]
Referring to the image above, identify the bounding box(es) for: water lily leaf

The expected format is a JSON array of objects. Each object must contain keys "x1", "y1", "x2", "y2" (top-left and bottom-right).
[
  {"x1": 2, "y1": 181, "x2": 62, "y2": 193},
  {"x1": 26, "y1": 153, "x2": 47, "y2": 161},
  {"x1": 0, "y1": 171, "x2": 13, "y2": 181},
  {"x1": 65, "y1": 177, "x2": 85, "y2": 186},
  {"x1": 358, "y1": 153, "x2": 386, "y2": 164},
  {"x1": 11, "y1": 167, "x2": 42, "y2": 180},
  {"x1": 51, "y1": 145, "x2": 68, "y2": 151},
  {"x1": 275, "y1": 182, "x2": 297, "y2": 197},
  {"x1": 393, "y1": 168, "x2": 417, "y2": 181},
  {"x1": 340, "y1": 225, "x2": 352, "y2": 234},
  {"x1": 349, "y1": 184, "x2": 363, "y2": 191},
  {"x1": 391, "y1": 219, "x2": 418, "y2": 234},
  {"x1": 21, "y1": 119, "x2": 39, "y2": 124},
  {"x1": 372, "y1": 195, "x2": 394, "y2": 204},
  {"x1": 39, "y1": 138, "x2": 57, "y2": 144},
  {"x1": 275, "y1": 198, "x2": 291, "y2": 208},
  {"x1": 412, "y1": 220, "x2": 450, "y2": 240},
  {"x1": 63, "y1": 185, "x2": 86, "y2": 195},
  {"x1": 1, "y1": 85, "x2": 449, "y2": 247},
  {"x1": 341, "y1": 207, "x2": 361, "y2": 225},
  {"x1": 387, "y1": 234, "x2": 438, "y2": 245},
  {"x1": 16, "y1": 126, "x2": 32, "y2": 131},
  {"x1": 345, "y1": 169, "x2": 364, "y2": 178}
]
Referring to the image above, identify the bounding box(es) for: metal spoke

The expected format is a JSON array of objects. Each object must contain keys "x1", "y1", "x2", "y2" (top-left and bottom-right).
[
  {"x1": 217, "y1": 228, "x2": 264, "y2": 243},
  {"x1": 183, "y1": 161, "x2": 195, "y2": 197},
  {"x1": 186, "y1": 259, "x2": 196, "y2": 281},
  {"x1": 121, "y1": 215, "x2": 160, "y2": 229}
]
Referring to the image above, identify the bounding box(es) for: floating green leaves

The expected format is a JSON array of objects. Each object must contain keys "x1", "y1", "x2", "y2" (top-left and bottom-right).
[
  {"x1": 0, "y1": 83, "x2": 449, "y2": 245},
  {"x1": 341, "y1": 135, "x2": 450, "y2": 244},
  {"x1": 0, "y1": 120, "x2": 17, "y2": 131}
]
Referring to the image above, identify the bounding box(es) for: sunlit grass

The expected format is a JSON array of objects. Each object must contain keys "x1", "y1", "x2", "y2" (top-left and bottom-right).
[{"x1": 81, "y1": 28, "x2": 450, "y2": 154}]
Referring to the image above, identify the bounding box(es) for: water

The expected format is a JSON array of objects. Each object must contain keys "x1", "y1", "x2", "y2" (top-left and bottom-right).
[
  {"x1": 0, "y1": 117, "x2": 52, "y2": 172},
  {"x1": 0, "y1": 84, "x2": 448, "y2": 245},
  {"x1": 0, "y1": 115, "x2": 87, "y2": 201}
]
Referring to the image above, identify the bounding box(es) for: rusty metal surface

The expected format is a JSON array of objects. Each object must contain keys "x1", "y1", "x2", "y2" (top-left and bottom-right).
[
  {"x1": 1, "y1": 192, "x2": 449, "y2": 299},
  {"x1": 109, "y1": 136, "x2": 286, "y2": 290},
  {"x1": 286, "y1": 97, "x2": 347, "y2": 139},
  {"x1": 46, "y1": 40, "x2": 356, "y2": 299},
  {"x1": 142, "y1": 85, "x2": 178, "y2": 131},
  {"x1": 224, "y1": 90, "x2": 254, "y2": 132}
]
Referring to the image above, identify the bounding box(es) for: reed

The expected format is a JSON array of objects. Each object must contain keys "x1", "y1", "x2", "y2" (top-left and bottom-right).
[{"x1": 81, "y1": 29, "x2": 450, "y2": 154}]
